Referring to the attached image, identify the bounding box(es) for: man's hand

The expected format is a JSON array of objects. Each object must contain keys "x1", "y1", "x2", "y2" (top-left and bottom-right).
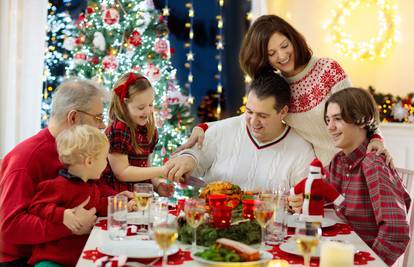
[
  {"x1": 173, "y1": 126, "x2": 205, "y2": 154},
  {"x1": 288, "y1": 194, "x2": 304, "y2": 214},
  {"x1": 165, "y1": 155, "x2": 196, "y2": 182},
  {"x1": 70, "y1": 196, "x2": 97, "y2": 235}
]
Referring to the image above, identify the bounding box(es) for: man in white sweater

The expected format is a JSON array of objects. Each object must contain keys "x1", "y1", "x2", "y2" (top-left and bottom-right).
[{"x1": 166, "y1": 72, "x2": 315, "y2": 191}]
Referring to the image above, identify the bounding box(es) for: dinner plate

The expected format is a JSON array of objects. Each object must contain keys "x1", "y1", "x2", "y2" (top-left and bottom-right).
[
  {"x1": 279, "y1": 238, "x2": 321, "y2": 258},
  {"x1": 286, "y1": 215, "x2": 336, "y2": 228},
  {"x1": 191, "y1": 250, "x2": 273, "y2": 266},
  {"x1": 98, "y1": 239, "x2": 178, "y2": 258},
  {"x1": 127, "y1": 212, "x2": 175, "y2": 225}
]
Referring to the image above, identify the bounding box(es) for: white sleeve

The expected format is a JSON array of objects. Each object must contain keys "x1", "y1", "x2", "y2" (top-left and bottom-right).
[
  {"x1": 288, "y1": 143, "x2": 315, "y2": 187},
  {"x1": 178, "y1": 124, "x2": 219, "y2": 177}
]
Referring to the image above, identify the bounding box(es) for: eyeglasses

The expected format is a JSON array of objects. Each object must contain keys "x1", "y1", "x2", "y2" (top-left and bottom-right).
[{"x1": 76, "y1": 110, "x2": 104, "y2": 123}]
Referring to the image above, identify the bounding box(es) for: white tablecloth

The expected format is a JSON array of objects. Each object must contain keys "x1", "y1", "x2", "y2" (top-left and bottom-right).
[{"x1": 76, "y1": 210, "x2": 387, "y2": 267}]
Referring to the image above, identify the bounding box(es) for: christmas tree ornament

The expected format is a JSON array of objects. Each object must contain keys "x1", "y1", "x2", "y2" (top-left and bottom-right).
[
  {"x1": 154, "y1": 38, "x2": 169, "y2": 55},
  {"x1": 73, "y1": 53, "x2": 87, "y2": 65},
  {"x1": 63, "y1": 37, "x2": 76, "y2": 51},
  {"x1": 102, "y1": 55, "x2": 118, "y2": 70},
  {"x1": 93, "y1": 32, "x2": 106, "y2": 52},
  {"x1": 128, "y1": 30, "x2": 142, "y2": 47},
  {"x1": 102, "y1": 8, "x2": 119, "y2": 25},
  {"x1": 291, "y1": 158, "x2": 344, "y2": 222},
  {"x1": 391, "y1": 101, "x2": 409, "y2": 121}
]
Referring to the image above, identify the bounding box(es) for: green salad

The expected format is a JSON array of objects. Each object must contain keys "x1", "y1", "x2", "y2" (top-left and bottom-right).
[{"x1": 194, "y1": 244, "x2": 241, "y2": 262}]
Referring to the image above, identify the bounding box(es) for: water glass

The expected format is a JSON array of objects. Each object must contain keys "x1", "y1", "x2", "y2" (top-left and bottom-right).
[{"x1": 107, "y1": 195, "x2": 128, "y2": 240}]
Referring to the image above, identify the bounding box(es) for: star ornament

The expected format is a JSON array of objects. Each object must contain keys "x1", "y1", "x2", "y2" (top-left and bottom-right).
[
  {"x1": 216, "y1": 41, "x2": 224, "y2": 50},
  {"x1": 186, "y1": 52, "x2": 194, "y2": 61},
  {"x1": 162, "y1": 7, "x2": 170, "y2": 16}
]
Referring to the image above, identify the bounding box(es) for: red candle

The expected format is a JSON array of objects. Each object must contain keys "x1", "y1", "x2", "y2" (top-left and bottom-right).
[
  {"x1": 242, "y1": 199, "x2": 255, "y2": 220},
  {"x1": 176, "y1": 199, "x2": 186, "y2": 215},
  {"x1": 208, "y1": 194, "x2": 227, "y2": 208},
  {"x1": 211, "y1": 205, "x2": 232, "y2": 229}
]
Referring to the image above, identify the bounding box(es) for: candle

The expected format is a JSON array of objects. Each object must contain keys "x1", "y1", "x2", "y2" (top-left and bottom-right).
[
  {"x1": 266, "y1": 259, "x2": 289, "y2": 267},
  {"x1": 208, "y1": 194, "x2": 227, "y2": 208},
  {"x1": 320, "y1": 241, "x2": 354, "y2": 267},
  {"x1": 242, "y1": 199, "x2": 255, "y2": 220}
]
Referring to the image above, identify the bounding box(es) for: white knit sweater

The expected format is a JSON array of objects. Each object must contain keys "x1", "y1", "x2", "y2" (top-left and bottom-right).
[
  {"x1": 283, "y1": 57, "x2": 352, "y2": 165},
  {"x1": 184, "y1": 115, "x2": 315, "y2": 191}
]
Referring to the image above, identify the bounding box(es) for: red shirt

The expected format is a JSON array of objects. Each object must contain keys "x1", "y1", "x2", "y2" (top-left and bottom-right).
[
  {"x1": 326, "y1": 140, "x2": 411, "y2": 265},
  {"x1": 0, "y1": 128, "x2": 70, "y2": 262},
  {"x1": 101, "y1": 119, "x2": 158, "y2": 192},
  {"x1": 28, "y1": 170, "x2": 109, "y2": 266}
]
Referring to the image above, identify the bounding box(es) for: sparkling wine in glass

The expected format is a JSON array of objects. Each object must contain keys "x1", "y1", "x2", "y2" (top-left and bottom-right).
[
  {"x1": 153, "y1": 220, "x2": 178, "y2": 266},
  {"x1": 294, "y1": 223, "x2": 322, "y2": 267},
  {"x1": 184, "y1": 198, "x2": 206, "y2": 252},
  {"x1": 134, "y1": 183, "x2": 154, "y2": 233},
  {"x1": 254, "y1": 199, "x2": 274, "y2": 250}
]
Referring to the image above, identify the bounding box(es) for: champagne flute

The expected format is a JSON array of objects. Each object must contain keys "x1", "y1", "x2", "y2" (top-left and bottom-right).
[
  {"x1": 294, "y1": 223, "x2": 322, "y2": 267},
  {"x1": 254, "y1": 198, "x2": 274, "y2": 250},
  {"x1": 134, "y1": 183, "x2": 154, "y2": 233},
  {"x1": 184, "y1": 198, "x2": 206, "y2": 252},
  {"x1": 153, "y1": 219, "x2": 178, "y2": 267}
]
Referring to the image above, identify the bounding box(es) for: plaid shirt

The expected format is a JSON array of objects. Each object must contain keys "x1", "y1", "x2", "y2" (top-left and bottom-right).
[
  {"x1": 101, "y1": 119, "x2": 158, "y2": 192},
  {"x1": 326, "y1": 139, "x2": 411, "y2": 266}
]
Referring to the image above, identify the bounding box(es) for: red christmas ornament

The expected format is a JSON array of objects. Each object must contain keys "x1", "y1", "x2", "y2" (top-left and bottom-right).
[
  {"x1": 159, "y1": 15, "x2": 164, "y2": 23},
  {"x1": 74, "y1": 53, "x2": 87, "y2": 60},
  {"x1": 88, "y1": 56, "x2": 99, "y2": 65},
  {"x1": 102, "y1": 8, "x2": 119, "y2": 25},
  {"x1": 128, "y1": 31, "x2": 142, "y2": 47},
  {"x1": 86, "y1": 7, "x2": 94, "y2": 14},
  {"x1": 170, "y1": 47, "x2": 175, "y2": 54},
  {"x1": 102, "y1": 55, "x2": 118, "y2": 70}
]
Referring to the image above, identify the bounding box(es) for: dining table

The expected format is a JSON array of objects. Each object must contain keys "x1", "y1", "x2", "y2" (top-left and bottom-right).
[{"x1": 76, "y1": 208, "x2": 388, "y2": 267}]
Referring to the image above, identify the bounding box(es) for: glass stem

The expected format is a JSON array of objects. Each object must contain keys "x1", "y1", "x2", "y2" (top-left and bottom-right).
[
  {"x1": 304, "y1": 254, "x2": 311, "y2": 267},
  {"x1": 192, "y1": 228, "x2": 197, "y2": 251},
  {"x1": 260, "y1": 226, "x2": 265, "y2": 250},
  {"x1": 162, "y1": 249, "x2": 167, "y2": 266}
]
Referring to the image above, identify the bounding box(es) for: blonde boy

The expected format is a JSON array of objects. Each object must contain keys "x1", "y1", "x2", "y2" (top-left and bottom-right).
[{"x1": 28, "y1": 125, "x2": 115, "y2": 267}]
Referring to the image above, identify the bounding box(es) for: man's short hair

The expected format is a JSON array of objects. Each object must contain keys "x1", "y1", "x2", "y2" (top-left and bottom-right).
[
  {"x1": 50, "y1": 79, "x2": 107, "y2": 121},
  {"x1": 56, "y1": 124, "x2": 109, "y2": 166},
  {"x1": 247, "y1": 72, "x2": 291, "y2": 112}
]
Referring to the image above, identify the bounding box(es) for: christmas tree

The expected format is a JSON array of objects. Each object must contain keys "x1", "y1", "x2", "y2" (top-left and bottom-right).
[
  {"x1": 42, "y1": 2, "x2": 77, "y2": 128},
  {"x1": 66, "y1": 0, "x2": 193, "y2": 165}
]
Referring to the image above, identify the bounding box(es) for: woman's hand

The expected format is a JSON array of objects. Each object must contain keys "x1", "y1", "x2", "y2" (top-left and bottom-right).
[
  {"x1": 173, "y1": 126, "x2": 205, "y2": 154},
  {"x1": 367, "y1": 138, "x2": 394, "y2": 167}
]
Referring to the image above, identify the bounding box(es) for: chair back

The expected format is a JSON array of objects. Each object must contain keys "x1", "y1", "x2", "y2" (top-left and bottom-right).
[{"x1": 396, "y1": 168, "x2": 414, "y2": 267}]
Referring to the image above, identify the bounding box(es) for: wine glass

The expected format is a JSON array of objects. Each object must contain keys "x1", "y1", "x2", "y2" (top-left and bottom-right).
[
  {"x1": 294, "y1": 223, "x2": 322, "y2": 267},
  {"x1": 134, "y1": 183, "x2": 154, "y2": 232},
  {"x1": 152, "y1": 218, "x2": 178, "y2": 267},
  {"x1": 184, "y1": 198, "x2": 206, "y2": 252},
  {"x1": 254, "y1": 198, "x2": 274, "y2": 250}
]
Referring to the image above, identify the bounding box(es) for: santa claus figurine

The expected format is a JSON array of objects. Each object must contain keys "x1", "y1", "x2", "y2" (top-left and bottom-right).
[{"x1": 290, "y1": 158, "x2": 344, "y2": 222}]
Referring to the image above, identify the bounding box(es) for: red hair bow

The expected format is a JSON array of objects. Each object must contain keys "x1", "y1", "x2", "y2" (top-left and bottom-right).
[{"x1": 113, "y1": 72, "x2": 138, "y2": 102}]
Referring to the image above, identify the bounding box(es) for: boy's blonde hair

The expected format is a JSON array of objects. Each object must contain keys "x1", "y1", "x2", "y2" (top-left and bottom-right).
[
  {"x1": 109, "y1": 72, "x2": 156, "y2": 153},
  {"x1": 56, "y1": 125, "x2": 109, "y2": 166}
]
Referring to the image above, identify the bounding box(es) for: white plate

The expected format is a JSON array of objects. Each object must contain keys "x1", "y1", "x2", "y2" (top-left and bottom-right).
[
  {"x1": 279, "y1": 238, "x2": 321, "y2": 258},
  {"x1": 286, "y1": 215, "x2": 336, "y2": 228},
  {"x1": 127, "y1": 212, "x2": 175, "y2": 225},
  {"x1": 98, "y1": 239, "x2": 178, "y2": 259},
  {"x1": 191, "y1": 250, "x2": 273, "y2": 266}
]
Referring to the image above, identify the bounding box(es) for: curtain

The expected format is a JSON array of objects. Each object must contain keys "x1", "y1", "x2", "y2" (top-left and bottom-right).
[{"x1": 0, "y1": 0, "x2": 48, "y2": 157}]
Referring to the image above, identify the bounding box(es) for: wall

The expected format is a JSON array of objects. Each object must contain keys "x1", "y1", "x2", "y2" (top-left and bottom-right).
[{"x1": 266, "y1": 0, "x2": 414, "y2": 96}]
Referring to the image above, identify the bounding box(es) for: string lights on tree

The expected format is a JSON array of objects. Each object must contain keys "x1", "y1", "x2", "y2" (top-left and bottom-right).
[
  {"x1": 215, "y1": 0, "x2": 225, "y2": 119},
  {"x1": 184, "y1": 1, "x2": 195, "y2": 105},
  {"x1": 324, "y1": 0, "x2": 400, "y2": 61}
]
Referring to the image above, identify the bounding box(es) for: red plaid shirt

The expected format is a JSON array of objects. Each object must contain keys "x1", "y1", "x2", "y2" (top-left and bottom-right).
[
  {"x1": 326, "y1": 139, "x2": 411, "y2": 266},
  {"x1": 101, "y1": 119, "x2": 158, "y2": 192}
]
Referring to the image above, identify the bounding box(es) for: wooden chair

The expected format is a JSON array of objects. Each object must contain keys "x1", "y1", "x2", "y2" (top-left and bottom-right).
[{"x1": 396, "y1": 168, "x2": 414, "y2": 267}]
